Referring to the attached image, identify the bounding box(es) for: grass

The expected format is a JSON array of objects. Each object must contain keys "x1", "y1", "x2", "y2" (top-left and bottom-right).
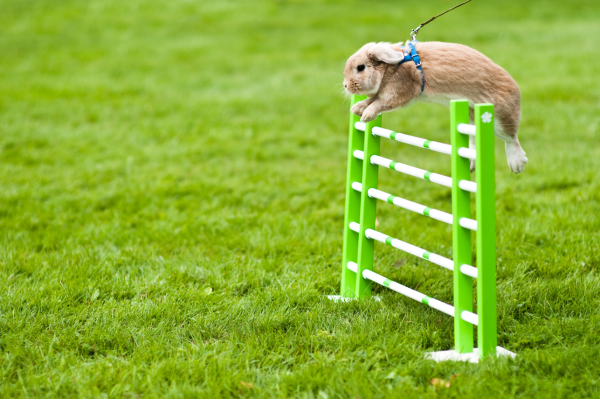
[{"x1": 1, "y1": 0, "x2": 600, "y2": 397}]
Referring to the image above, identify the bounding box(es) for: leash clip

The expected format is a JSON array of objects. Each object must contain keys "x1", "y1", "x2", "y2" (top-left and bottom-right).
[{"x1": 410, "y1": 25, "x2": 421, "y2": 41}]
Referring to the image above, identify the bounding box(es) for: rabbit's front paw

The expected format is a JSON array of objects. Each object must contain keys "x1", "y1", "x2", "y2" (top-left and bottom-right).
[
  {"x1": 351, "y1": 101, "x2": 369, "y2": 117},
  {"x1": 360, "y1": 108, "x2": 379, "y2": 122}
]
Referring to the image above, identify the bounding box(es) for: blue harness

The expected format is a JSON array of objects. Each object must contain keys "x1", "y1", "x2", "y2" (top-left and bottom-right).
[{"x1": 398, "y1": 41, "x2": 425, "y2": 93}]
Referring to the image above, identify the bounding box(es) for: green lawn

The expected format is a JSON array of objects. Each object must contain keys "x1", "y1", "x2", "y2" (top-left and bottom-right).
[{"x1": 1, "y1": 0, "x2": 600, "y2": 397}]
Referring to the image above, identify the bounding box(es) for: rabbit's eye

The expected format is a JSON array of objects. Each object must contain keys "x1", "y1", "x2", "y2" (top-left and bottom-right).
[{"x1": 357, "y1": 64, "x2": 366, "y2": 72}]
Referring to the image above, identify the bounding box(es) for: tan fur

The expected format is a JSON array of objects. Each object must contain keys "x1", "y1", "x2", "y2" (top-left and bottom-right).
[{"x1": 343, "y1": 41, "x2": 528, "y2": 174}]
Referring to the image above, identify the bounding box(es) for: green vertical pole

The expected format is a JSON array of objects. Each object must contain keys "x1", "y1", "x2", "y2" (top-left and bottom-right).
[
  {"x1": 475, "y1": 104, "x2": 497, "y2": 358},
  {"x1": 341, "y1": 95, "x2": 367, "y2": 298},
  {"x1": 355, "y1": 113, "x2": 382, "y2": 298},
  {"x1": 450, "y1": 100, "x2": 474, "y2": 353}
]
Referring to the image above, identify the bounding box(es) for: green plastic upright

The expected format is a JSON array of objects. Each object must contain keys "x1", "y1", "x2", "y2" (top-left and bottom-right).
[
  {"x1": 355, "y1": 113, "x2": 382, "y2": 298},
  {"x1": 341, "y1": 95, "x2": 367, "y2": 298},
  {"x1": 475, "y1": 104, "x2": 497, "y2": 358},
  {"x1": 450, "y1": 100, "x2": 474, "y2": 354}
]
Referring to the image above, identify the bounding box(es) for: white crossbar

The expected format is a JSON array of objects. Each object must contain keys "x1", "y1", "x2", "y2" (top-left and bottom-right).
[
  {"x1": 460, "y1": 264, "x2": 478, "y2": 279},
  {"x1": 348, "y1": 222, "x2": 477, "y2": 278},
  {"x1": 347, "y1": 261, "x2": 455, "y2": 316},
  {"x1": 459, "y1": 179, "x2": 477, "y2": 193},
  {"x1": 461, "y1": 311, "x2": 479, "y2": 326},
  {"x1": 353, "y1": 150, "x2": 364, "y2": 160},
  {"x1": 353, "y1": 150, "x2": 477, "y2": 193},
  {"x1": 349, "y1": 222, "x2": 360, "y2": 232},
  {"x1": 351, "y1": 182, "x2": 477, "y2": 231},
  {"x1": 348, "y1": 222, "x2": 454, "y2": 271},
  {"x1": 354, "y1": 122, "x2": 452, "y2": 155},
  {"x1": 347, "y1": 262, "x2": 479, "y2": 324},
  {"x1": 457, "y1": 123, "x2": 476, "y2": 136},
  {"x1": 458, "y1": 147, "x2": 476, "y2": 160},
  {"x1": 354, "y1": 122, "x2": 476, "y2": 160},
  {"x1": 368, "y1": 228, "x2": 455, "y2": 271},
  {"x1": 372, "y1": 155, "x2": 453, "y2": 187}
]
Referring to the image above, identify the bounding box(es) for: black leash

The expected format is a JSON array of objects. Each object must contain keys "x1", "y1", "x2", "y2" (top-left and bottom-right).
[{"x1": 410, "y1": 0, "x2": 473, "y2": 41}]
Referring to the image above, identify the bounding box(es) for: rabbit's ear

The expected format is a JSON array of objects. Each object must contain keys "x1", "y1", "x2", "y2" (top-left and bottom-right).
[{"x1": 367, "y1": 44, "x2": 404, "y2": 64}]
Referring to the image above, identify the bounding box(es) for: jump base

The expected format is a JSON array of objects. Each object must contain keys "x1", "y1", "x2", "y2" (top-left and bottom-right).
[{"x1": 427, "y1": 346, "x2": 516, "y2": 363}]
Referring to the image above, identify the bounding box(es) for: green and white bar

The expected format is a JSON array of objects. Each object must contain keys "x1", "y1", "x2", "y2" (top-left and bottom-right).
[
  {"x1": 346, "y1": 261, "x2": 479, "y2": 325},
  {"x1": 354, "y1": 122, "x2": 452, "y2": 155},
  {"x1": 457, "y1": 123, "x2": 476, "y2": 136},
  {"x1": 346, "y1": 261, "x2": 454, "y2": 316},
  {"x1": 354, "y1": 122, "x2": 476, "y2": 160},
  {"x1": 351, "y1": 182, "x2": 477, "y2": 231},
  {"x1": 348, "y1": 222, "x2": 454, "y2": 271},
  {"x1": 353, "y1": 150, "x2": 477, "y2": 193}
]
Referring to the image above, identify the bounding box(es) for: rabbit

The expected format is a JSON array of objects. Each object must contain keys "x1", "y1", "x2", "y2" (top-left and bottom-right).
[{"x1": 343, "y1": 41, "x2": 528, "y2": 174}]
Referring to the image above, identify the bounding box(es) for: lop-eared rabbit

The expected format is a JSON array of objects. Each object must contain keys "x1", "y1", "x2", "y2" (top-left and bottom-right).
[{"x1": 343, "y1": 41, "x2": 528, "y2": 174}]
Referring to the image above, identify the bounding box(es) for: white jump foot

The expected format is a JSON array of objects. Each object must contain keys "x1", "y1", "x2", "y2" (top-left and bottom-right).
[
  {"x1": 326, "y1": 295, "x2": 381, "y2": 303},
  {"x1": 326, "y1": 295, "x2": 356, "y2": 303},
  {"x1": 426, "y1": 346, "x2": 516, "y2": 363}
]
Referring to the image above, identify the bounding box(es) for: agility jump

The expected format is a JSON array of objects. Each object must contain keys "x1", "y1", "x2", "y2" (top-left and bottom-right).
[{"x1": 332, "y1": 96, "x2": 515, "y2": 362}]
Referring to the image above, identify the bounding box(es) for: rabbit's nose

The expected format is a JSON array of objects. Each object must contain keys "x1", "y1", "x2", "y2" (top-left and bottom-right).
[{"x1": 344, "y1": 84, "x2": 347, "y2": 88}]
